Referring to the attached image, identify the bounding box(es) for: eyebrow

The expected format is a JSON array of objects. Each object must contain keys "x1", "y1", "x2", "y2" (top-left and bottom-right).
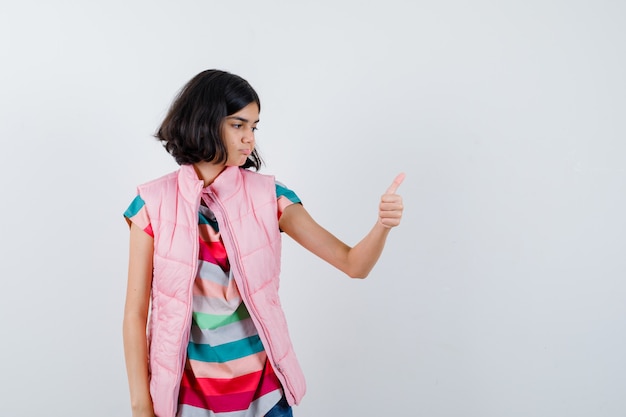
[{"x1": 226, "y1": 116, "x2": 260, "y2": 124}]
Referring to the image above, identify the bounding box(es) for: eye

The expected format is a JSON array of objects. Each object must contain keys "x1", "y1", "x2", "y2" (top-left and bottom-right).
[
  {"x1": 252, "y1": 126, "x2": 258, "y2": 132},
  {"x1": 232, "y1": 123, "x2": 243, "y2": 129}
]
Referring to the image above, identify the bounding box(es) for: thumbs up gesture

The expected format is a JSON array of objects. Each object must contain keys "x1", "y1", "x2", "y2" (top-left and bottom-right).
[{"x1": 379, "y1": 173, "x2": 405, "y2": 229}]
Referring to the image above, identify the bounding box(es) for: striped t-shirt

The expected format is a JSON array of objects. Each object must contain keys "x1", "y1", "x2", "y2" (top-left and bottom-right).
[{"x1": 124, "y1": 181, "x2": 301, "y2": 417}]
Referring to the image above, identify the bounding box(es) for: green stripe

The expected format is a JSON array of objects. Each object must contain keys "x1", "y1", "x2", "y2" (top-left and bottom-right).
[
  {"x1": 187, "y1": 335, "x2": 264, "y2": 363},
  {"x1": 276, "y1": 183, "x2": 301, "y2": 204},
  {"x1": 124, "y1": 195, "x2": 145, "y2": 219},
  {"x1": 193, "y1": 303, "x2": 250, "y2": 330},
  {"x1": 198, "y1": 211, "x2": 219, "y2": 231},
  {"x1": 198, "y1": 211, "x2": 211, "y2": 224}
]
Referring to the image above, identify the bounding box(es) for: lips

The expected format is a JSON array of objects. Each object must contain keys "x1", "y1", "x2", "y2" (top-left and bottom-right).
[{"x1": 241, "y1": 149, "x2": 252, "y2": 156}]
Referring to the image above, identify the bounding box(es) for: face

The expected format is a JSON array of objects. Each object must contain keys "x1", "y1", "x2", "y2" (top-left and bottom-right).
[{"x1": 221, "y1": 102, "x2": 259, "y2": 166}]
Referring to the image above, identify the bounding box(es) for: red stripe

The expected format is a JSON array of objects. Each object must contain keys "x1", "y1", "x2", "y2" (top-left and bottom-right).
[
  {"x1": 198, "y1": 239, "x2": 229, "y2": 270},
  {"x1": 178, "y1": 360, "x2": 281, "y2": 412},
  {"x1": 181, "y1": 369, "x2": 263, "y2": 396},
  {"x1": 180, "y1": 359, "x2": 276, "y2": 395}
]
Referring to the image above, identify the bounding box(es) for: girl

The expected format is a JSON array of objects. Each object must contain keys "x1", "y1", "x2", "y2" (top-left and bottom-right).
[{"x1": 123, "y1": 69, "x2": 404, "y2": 417}]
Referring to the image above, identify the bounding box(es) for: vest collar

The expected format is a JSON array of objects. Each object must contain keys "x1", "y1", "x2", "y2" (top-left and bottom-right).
[
  {"x1": 177, "y1": 164, "x2": 243, "y2": 202},
  {"x1": 209, "y1": 166, "x2": 243, "y2": 200},
  {"x1": 177, "y1": 164, "x2": 204, "y2": 204}
]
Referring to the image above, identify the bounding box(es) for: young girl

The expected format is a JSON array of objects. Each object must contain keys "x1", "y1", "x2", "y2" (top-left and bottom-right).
[{"x1": 123, "y1": 69, "x2": 404, "y2": 417}]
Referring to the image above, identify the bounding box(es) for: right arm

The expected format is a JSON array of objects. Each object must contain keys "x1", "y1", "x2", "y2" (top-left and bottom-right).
[{"x1": 123, "y1": 223, "x2": 155, "y2": 417}]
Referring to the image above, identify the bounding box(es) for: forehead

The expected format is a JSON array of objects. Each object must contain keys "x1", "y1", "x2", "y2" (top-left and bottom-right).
[{"x1": 227, "y1": 102, "x2": 259, "y2": 122}]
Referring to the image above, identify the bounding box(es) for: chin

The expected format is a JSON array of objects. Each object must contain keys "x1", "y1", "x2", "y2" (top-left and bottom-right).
[{"x1": 227, "y1": 159, "x2": 247, "y2": 167}]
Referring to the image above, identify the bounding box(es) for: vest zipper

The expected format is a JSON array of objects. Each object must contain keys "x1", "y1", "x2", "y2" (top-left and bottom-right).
[{"x1": 202, "y1": 191, "x2": 292, "y2": 398}]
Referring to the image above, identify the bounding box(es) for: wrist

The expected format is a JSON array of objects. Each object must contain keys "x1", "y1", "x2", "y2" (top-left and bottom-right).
[
  {"x1": 376, "y1": 218, "x2": 394, "y2": 231},
  {"x1": 131, "y1": 398, "x2": 154, "y2": 416}
]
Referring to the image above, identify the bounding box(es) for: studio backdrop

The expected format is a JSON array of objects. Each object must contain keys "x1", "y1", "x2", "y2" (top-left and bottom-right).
[{"x1": 0, "y1": 1, "x2": 624, "y2": 416}]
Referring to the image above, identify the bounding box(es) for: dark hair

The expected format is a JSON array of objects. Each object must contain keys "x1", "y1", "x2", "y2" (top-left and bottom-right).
[{"x1": 155, "y1": 69, "x2": 263, "y2": 170}]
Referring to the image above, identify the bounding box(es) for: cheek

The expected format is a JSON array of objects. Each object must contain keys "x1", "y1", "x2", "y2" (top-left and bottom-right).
[{"x1": 224, "y1": 136, "x2": 237, "y2": 149}]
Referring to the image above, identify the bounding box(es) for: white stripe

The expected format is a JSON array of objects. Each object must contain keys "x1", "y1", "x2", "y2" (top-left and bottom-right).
[
  {"x1": 192, "y1": 294, "x2": 242, "y2": 316},
  {"x1": 197, "y1": 260, "x2": 231, "y2": 286}
]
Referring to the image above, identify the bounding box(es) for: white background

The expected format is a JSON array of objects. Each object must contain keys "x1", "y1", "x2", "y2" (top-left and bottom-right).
[{"x1": 1, "y1": 1, "x2": 625, "y2": 416}]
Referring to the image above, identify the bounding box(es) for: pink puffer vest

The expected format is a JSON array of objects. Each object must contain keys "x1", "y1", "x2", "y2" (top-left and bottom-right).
[{"x1": 137, "y1": 164, "x2": 306, "y2": 417}]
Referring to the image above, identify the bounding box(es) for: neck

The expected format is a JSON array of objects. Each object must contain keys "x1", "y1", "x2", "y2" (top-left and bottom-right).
[{"x1": 192, "y1": 162, "x2": 226, "y2": 187}]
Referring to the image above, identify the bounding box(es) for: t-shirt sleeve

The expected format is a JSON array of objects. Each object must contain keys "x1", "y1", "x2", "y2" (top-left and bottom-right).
[
  {"x1": 123, "y1": 195, "x2": 154, "y2": 237},
  {"x1": 275, "y1": 180, "x2": 301, "y2": 219}
]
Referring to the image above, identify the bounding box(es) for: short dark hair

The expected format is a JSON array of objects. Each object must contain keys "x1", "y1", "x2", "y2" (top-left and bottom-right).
[{"x1": 155, "y1": 69, "x2": 263, "y2": 170}]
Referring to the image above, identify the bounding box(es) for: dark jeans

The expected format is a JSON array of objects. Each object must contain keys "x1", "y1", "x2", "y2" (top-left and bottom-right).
[{"x1": 265, "y1": 396, "x2": 293, "y2": 417}]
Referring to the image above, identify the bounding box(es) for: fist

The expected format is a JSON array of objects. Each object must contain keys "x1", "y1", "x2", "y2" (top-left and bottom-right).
[{"x1": 379, "y1": 173, "x2": 405, "y2": 229}]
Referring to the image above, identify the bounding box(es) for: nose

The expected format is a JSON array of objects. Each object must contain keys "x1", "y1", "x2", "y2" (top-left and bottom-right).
[{"x1": 242, "y1": 129, "x2": 255, "y2": 144}]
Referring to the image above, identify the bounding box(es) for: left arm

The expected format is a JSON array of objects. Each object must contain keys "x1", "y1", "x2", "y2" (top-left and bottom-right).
[{"x1": 279, "y1": 173, "x2": 405, "y2": 278}]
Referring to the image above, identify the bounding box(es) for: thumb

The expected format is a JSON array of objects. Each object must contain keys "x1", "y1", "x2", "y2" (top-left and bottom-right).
[{"x1": 385, "y1": 172, "x2": 406, "y2": 194}]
